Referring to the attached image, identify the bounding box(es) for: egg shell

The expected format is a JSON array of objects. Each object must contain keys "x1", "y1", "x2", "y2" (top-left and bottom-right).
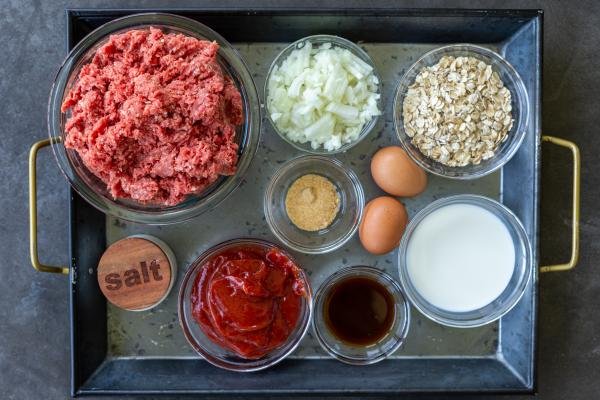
[
  {"x1": 371, "y1": 146, "x2": 427, "y2": 197},
  {"x1": 359, "y1": 196, "x2": 408, "y2": 255}
]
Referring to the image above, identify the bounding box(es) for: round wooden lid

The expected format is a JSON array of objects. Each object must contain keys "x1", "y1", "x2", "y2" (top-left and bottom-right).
[{"x1": 97, "y1": 236, "x2": 175, "y2": 311}]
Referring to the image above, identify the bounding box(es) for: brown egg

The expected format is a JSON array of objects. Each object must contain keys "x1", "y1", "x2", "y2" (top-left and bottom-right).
[
  {"x1": 359, "y1": 196, "x2": 408, "y2": 255},
  {"x1": 371, "y1": 146, "x2": 427, "y2": 197}
]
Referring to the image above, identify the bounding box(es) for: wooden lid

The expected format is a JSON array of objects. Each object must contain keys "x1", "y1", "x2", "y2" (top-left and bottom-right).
[{"x1": 97, "y1": 236, "x2": 175, "y2": 311}]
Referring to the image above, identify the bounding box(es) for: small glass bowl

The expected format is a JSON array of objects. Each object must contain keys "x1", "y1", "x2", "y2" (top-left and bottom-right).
[
  {"x1": 264, "y1": 34, "x2": 382, "y2": 154},
  {"x1": 398, "y1": 195, "x2": 532, "y2": 328},
  {"x1": 48, "y1": 13, "x2": 261, "y2": 224},
  {"x1": 313, "y1": 266, "x2": 410, "y2": 365},
  {"x1": 264, "y1": 155, "x2": 364, "y2": 254},
  {"x1": 393, "y1": 44, "x2": 529, "y2": 179},
  {"x1": 178, "y1": 238, "x2": 312, "y2": 372}
]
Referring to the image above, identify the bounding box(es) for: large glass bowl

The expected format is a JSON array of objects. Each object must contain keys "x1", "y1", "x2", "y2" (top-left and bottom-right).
[
  {"x1": 264, "y1": 34, "x2": 382, "y2": 155},
  {"x1": 398, "y1": 195, "x2": 532, "y2": 328},
  {"x1": 48, "y1": 13, "x2": 260, "y2": 224},
  {"x1": 178, "y1": 238, "x2": 313, "y2": 372},
  {"x1": 393, "y1": 44, "x2": 529, "y2": 179}
]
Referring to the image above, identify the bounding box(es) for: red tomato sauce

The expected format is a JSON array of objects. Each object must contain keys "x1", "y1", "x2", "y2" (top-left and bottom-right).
[{"x1": 191, "y1": 245, "x2": 307, "y2": 359}]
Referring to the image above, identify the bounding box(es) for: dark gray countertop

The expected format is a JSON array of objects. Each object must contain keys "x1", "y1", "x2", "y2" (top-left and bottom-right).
[{"x1": 1, "y1": 0, "x2": 598, "y2": 399}]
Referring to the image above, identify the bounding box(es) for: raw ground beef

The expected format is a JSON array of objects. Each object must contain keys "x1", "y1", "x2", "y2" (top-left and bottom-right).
[{"x1": 61, "y1": 28, "x2": 243, "y2": 206}]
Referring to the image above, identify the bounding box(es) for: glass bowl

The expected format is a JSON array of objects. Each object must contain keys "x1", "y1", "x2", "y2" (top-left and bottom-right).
[
  {"x1": 393, "y1": 44, "x2": 529, "y2": 179},
  {"x1": 264, "y1": 34, "x2": 382, "y2": 154},
  {"x1": 313, "y1": 266, "x2": 410, "y2": 365},
  {"x1": 264, "y1": 155, "x2": 364, "y2": 254},
  {"x1": 48, "y1": 13, "x2": 261, "y2": 224},
  {"x1": 398, "y1": 195, "x2": 532, "y2": 328},
  {"x1": 178, "y1": 238, "x2": 313, "y2": 372}
]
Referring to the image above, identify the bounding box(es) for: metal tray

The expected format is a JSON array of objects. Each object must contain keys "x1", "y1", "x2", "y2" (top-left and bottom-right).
[{"x1": 64, "y1": 8, "x2": 542, "y2": 396}]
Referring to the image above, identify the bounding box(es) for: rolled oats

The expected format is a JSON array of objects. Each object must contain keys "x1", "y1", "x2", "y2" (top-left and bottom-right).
[{"x1": 402, "y1": 56, "x2": 514, "y2": 167}]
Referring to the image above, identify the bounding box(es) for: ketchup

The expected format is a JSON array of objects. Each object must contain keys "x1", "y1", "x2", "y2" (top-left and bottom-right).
[{"x1": 190, "y1": 245, "x2": 307, "y2": 359}]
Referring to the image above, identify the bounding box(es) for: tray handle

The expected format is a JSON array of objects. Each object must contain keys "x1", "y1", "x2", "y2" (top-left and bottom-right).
[
  {"x1": 27, "y1": 135, "x2": 580, "y2": 275},
  {"x1": 29, "y1": 138, "x2": 69, "y2": 274},
  {"x1": 540, "y1": 135, "x2": 581, "y2": 273}
]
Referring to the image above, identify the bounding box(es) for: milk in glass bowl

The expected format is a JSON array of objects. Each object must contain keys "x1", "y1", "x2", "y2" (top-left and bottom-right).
[{"x1": 397, "y1": 194, "x2": 532, "y2": 328}]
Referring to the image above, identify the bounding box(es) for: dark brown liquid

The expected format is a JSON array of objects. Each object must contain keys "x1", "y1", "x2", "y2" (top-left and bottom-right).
[{"x1": 324, "y1": 276, "x2": 395, "y2": 346}]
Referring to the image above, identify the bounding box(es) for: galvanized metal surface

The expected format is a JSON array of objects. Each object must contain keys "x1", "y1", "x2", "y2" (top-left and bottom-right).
[{"x1": 105, "y1": 42, "x2": 504, "y2": 359}]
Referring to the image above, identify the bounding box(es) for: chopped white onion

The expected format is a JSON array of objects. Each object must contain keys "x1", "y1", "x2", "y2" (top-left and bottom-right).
[{"x1": 267, "y1": 42, "x2": 381, "y2": 151}]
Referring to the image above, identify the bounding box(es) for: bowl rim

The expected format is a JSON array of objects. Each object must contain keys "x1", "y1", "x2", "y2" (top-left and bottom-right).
[
  {"x1": 397, "y1": 194, "x2": 533, "y2": 328},
  {"x1": 264, "y1": 34, "x2": 382, "y2": 155},
  {"x1": 392, "y1": 43, "x2": 530, "y2": 180},
  {"x1": 263, "y1": 155, "x2": 365, "y2": 254},
  {"x1": 177, "y1": 237, "x2": 313, "y2": 372},
  {"x1": 47, "y1": 12, "x2": 261, "y2": 224},
  {"x1": 312, "y1": 265, "x2": 411, "y2": 365}
]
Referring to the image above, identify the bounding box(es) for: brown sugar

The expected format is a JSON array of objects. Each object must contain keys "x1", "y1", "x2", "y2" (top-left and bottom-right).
[{"x1": 285, "y1": 174, "x2": 340, "y2": 232}]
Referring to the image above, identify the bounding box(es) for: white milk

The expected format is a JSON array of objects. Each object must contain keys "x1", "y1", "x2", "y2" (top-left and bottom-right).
[{"x1": 406, "y1": 203, "x2": 515, "y2": 313}]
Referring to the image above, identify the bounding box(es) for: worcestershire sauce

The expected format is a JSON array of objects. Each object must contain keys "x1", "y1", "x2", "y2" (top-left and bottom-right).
[{"x1": 324, "y1": 276, "x2": 395, "y2": 346}]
